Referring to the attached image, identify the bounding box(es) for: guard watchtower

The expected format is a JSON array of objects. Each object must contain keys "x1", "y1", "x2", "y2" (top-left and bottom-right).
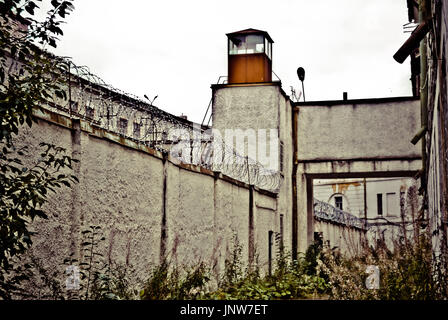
[{"x1": 227, "y1": 28, "x2": 273, "y2": 84}]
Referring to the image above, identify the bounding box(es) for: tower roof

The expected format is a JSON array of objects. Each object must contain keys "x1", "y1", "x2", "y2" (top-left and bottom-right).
[{"x1": 226, "y1": 28, "x2": 274, "y2": 43}]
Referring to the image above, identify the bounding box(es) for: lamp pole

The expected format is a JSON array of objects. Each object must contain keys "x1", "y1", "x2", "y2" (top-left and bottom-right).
[{"x1": 297, "y1": 67, "x2": 305, "y2": 102}]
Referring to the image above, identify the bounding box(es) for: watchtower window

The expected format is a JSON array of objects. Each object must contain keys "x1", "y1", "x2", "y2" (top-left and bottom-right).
[
  {"x1": 229, "y1": 35, "x2": 265, "y2": 55},
  {"x1": 265, "y1": 37, "x2": 271, "y2": 59}
]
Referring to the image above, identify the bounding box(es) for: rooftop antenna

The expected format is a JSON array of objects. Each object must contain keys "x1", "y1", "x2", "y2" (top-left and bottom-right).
[
  {"x1": 290, "y1": 86, "x2": 302, "y2": 103},
  {"x1": 297, "y1": 67, "x2": 305, "y2": 102}
]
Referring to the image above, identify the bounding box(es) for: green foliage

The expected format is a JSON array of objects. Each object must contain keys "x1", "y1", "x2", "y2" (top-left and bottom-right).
[
  {"x1": 1, "y1": 249, "x2": 65, "y2": 300},
  {"x1": 89, "y1": 262, "x2": 139, "y2": 300},
  {"x1": 0, "y1": 142, "x2": 78, "y2": 296},
  {"x1": 0, "y1": 0, "x2": 76, "y2": 299},
  {"x1": 63, "y1": 225, "x2": 105, "y2": 300},
  {"x1": 63, "y1": 225, "x2": 141, "y2": 300},
  {"x1": 221, "y1": 233, "x2": 243, "y2": 288},
  {"x1": 140, "y1": 260, "x2": 210, "y2": 300},
  {"x1": 205, "y1": 236, "x2": 330, "y2": 300},
  {"x1": 377, "y1": 235, "x2": 440, "y2": 300},
  {"x1": 0, "y1": 0, "x2": 75, "y2": 144},
  {"x1": 79, "y1": 225, "x2": 106, "y2": 299}
]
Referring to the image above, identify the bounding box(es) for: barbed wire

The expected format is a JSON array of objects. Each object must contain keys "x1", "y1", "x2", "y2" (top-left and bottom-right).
[
  {"x1": 314, "y1": 198, "x2": 366, "y2": 230},
  {"x1": 46, "y1": 58, "x2": 282, "y2": 192}
]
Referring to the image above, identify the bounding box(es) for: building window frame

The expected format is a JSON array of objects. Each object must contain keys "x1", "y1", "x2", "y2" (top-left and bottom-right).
[{"x1": 334, "y1": 196, "x2": 343, "y2": 211}]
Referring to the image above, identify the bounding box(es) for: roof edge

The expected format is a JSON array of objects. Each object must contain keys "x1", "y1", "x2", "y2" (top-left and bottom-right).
[
  {"x1": 294, "y1": 96, "x2": 419, "y2": 107},
  {"x1": 226, "y1": 28, "x2": 274, "y2": 43}
]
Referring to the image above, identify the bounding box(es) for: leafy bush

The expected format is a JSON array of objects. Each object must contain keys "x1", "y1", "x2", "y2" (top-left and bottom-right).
[
  {"x1": 205, "y1": 237, "x2": 330, "y2": 300},
  {"x1": 140, "y1": 260, "x2": 210, "y2": 300}
]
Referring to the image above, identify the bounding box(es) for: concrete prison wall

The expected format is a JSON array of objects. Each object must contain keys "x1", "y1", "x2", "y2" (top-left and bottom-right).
[{"x1": 13, "y1": 107, "x2": 280, "y2": 293}]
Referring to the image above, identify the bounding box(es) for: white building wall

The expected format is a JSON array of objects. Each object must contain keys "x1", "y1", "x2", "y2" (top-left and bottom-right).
[
  {"x1": 313, "y1": 177, "x2": 420, "y2": 249},
  {"x1": 15, "y1": 108, "x2": 280, "y2": 297}
]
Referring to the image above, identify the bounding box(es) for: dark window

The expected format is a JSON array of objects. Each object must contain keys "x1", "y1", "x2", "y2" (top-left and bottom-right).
[
  {"x1": 335, "y1": 196, "x2": 343, "y2": 210},
  {"x1": 133, "y1": 122, "x2": 141, "y2": 139},
  {"x1": 86, "y1": 106, "x2": 95, "y2": 119},
  {"x1": 69, "y1": 100, "x2": 78, "y2": 113},
  {"x1": 377, "y1": 193, "x2": 383, "y2": 216},
  {"x1": 119, "y1": 118, "x2": 128, "y2": 136}
]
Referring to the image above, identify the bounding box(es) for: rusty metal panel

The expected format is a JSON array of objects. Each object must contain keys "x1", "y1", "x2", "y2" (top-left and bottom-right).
[{"x1": 228, "y1": 53, "x2": 272, "y2": 84}]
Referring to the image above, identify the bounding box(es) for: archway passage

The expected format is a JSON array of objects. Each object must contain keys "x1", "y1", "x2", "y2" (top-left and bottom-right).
[{"x1": 293, "y1": 97, "x2": 422, "y2": 255}]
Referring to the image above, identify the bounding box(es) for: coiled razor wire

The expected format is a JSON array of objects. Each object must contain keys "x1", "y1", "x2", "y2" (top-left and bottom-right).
[
  {"x1": 190, "y1": 133, "x2": 282, "y2": 192},
  {"x1": 313, "y1": 198, "x2": 367, "y2": 230},
  {"x1": 45, "y1": 58, "x2": 282, "y2": 192}
]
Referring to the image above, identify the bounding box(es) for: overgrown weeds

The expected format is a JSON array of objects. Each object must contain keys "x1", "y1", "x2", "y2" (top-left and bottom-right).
[
  {"x1": 5, "y1": 220, "x2": 448, "y2": 300},
  {"x1": 140, "y1": 260, "x2": 209, "y2": 300},
  {"x1": 320, "y1": 233, "x2": 448, "y2": 300},
  {"x1": 204, "y1": 234, "x2": 329, "y2": 300}
]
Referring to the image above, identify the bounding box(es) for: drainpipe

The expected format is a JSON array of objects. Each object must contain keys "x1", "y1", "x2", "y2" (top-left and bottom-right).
[
  {"x1": 419, "y1": 0, "x2": 429, "y2": 194},
  {"x1": 248, "y1": 185, "x2": 255, "y2": 267},
  {"x1": 292, "y1": 106, "x2": 299, "y2": 260},
  {"x1": 160, "y1": 152, "x2": 168, "y2": 262},
  {"x1": 363, "y1": 177, "x2": 368, "y2": 244}
]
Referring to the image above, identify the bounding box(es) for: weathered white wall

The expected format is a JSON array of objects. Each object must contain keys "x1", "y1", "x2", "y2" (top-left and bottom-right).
[
  {"x1": 314, "y1": 179, "x2": 365, "y2": 217},
  {"x1": 313, "y1": 177, "x2": 418, "y2": 219},
  {"x1": 314, "y1": 220, "x2": 363, "y2": 257},
  {"x1": 365, "y1": 178, "x2": 415, "y2": 219},
  {"x1": 254, "y1": 192, "x2": 278, "y2": 273},
  {"x1": 213, "y1": 177, "x2": 251, "y2": 277},
  {"x1": 15, "y1": 108, "x2": 279, "y2": 296},
  {"x1": 296, "y1": 99, "x2": 421, "y2": 161},
  {"x1": 313, "y1": 177, "x2": 420, "y2": 250},
  {"x1": 212, "y1": 82, "x2": 293, "y2": 257},
  {"x1": 212, "y1": 84, "x2": 280, "y2": 134}
]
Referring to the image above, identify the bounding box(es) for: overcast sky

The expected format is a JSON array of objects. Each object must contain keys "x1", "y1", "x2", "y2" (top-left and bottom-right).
[{"x1": 41, "y1": 0, "x2": 412, "y2": 124}]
